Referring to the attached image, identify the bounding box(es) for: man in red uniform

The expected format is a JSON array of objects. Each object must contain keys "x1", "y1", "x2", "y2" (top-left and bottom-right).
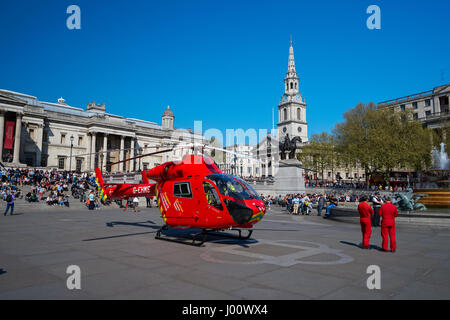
[
  {"x1": 358, "y1": 195, "x2": 374, "y2": 249},
  {"x1": 379, "y1": 197, "x2": 398, "y2": 252}
]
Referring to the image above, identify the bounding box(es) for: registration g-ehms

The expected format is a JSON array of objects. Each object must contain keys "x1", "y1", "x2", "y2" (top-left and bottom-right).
[{"x1": 93, "y1": 143, "x2": 266, "y2": 246}]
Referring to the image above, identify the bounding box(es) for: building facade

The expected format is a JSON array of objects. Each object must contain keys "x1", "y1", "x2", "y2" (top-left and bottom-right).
[
  {"x1": 0, "y1": 89, "x2": 205, "y2": 172},
  {"x1": 378, "y1": 83, "x2": 450, "y2": 130}
]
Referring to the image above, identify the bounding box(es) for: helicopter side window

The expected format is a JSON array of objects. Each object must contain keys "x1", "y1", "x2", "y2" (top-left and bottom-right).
[
  {"x1": 173, "y1": 182, "x2": 192, "y2": 198},
  {"x1": 203, "y1": 181, "x2": 223, "y2": 211}
]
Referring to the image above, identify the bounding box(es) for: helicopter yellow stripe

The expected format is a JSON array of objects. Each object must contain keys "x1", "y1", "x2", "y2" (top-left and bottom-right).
[{"x1": 249, "y1": 211, "x2": 265, "y2": 223}]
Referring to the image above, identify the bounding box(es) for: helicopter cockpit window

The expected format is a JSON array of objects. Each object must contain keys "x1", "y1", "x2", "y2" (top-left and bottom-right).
[
  {"x1": 173, "y1": 182, "x2": 192, "y2": 198},
  {"x1": 230, "y1": 175, "x2": 261, "y2": 200},
  {"x1": 205, "y1": 174, "x2": 253, "y2": 200},
  {"x1": 203, "y1": 181, "x2": 223, "y2": 210}
]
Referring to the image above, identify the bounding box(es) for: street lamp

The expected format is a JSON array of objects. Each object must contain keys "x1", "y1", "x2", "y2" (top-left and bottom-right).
[{"x1": 69, "y1": 135, "x2": 74, "y2": 171}]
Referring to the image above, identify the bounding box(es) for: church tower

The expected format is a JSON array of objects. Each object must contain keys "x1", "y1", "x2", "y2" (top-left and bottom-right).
[{"x1": 277, "y1": 37, "x2": 308, "y2": 143}]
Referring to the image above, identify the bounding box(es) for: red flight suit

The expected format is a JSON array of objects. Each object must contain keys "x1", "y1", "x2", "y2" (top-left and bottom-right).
[
  {"x1": 358, "y1": 201, "x2": 374, "y2": 248},
  {"x1": 379, "y1": 202, "x2": 398, "y2": 251}
]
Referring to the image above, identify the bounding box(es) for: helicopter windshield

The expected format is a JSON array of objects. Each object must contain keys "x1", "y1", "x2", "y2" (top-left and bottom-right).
[
  {"x1": 205, "y1": 174, "x2": 253, "y2": 200},
  {"x1": 230, "y1": 175, "x2": 261, "y2": 200}
]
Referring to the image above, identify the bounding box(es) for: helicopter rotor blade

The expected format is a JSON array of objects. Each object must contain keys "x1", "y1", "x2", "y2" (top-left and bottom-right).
[{"x1": 105, "y1": 148, "x2": 175, "y2": 168}]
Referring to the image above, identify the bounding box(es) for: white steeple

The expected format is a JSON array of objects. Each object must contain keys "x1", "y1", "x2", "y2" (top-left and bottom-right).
[{"x1": 277, "y1": 36, "x2": 308, "y2": 143}]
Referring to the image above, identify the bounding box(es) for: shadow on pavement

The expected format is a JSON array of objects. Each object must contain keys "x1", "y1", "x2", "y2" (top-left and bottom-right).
[{"x1": 340, "y1": 240, "x2": 383, "y2": 251}]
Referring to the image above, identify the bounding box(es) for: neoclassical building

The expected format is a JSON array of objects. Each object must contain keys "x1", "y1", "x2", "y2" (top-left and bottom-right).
[{"x1": 0, "y1": 89, "x2": 205, "y2": 172}]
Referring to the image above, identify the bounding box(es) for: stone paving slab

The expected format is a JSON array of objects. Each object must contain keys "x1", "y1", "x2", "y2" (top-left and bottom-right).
[{"x1": 0, "y1": 205, "x2": 449, "y2": 299}]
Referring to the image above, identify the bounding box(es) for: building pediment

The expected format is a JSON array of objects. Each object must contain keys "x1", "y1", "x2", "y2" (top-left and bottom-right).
[{"x1": 434, "y1": 84, "x2": 450, "y2": 95}]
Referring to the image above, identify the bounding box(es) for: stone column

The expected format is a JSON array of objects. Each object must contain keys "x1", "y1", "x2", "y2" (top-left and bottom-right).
[
  {"x1": 13, "y1": 113, "x2": 22, "y2": 164},
  {"x1": 88, "y1": 132, "x2": 92, "y2": 170},
  {"x1": 131, "y1": 138, "x2": 135, "y2": 172},
  {"x1": 120, "y1": 136, "x2": 124, "y2": 172},
  {"x1": 0, "y1": 111, "x2": 4, "y2": 160},
  {"x1": 91, "y1": 132, "x2": 96, "y2": 170},
  {"x1": 103, "y1": 134, "x2": 108, "y2": 169},
  {"x1": 36, "y1": 124, "x2": 43, "y2": 167}
]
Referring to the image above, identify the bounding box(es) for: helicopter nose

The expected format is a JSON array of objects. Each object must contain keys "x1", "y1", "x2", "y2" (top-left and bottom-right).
[{"x1": 224, "y1": 199, "x2": 253, "y2": 225}]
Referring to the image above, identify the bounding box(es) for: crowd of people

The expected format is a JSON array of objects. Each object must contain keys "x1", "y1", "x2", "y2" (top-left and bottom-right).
[{"x1": 1, "y1": 167, "x2": 102, "y2": 214}]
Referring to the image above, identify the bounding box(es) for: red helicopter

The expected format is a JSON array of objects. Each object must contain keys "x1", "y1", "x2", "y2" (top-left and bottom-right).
[{"x1": 94, "y1": 144, "x2": 266, "y2": 246}]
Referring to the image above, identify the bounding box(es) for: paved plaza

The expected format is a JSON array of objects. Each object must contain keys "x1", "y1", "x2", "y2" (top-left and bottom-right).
[{"x1": 1, "y1": 201, "x2": 450, "y2": 300}]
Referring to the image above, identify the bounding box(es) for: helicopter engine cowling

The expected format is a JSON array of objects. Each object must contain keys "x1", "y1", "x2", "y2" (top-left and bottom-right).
[{"x1": 146, "y1": 162, "x2": 176, "y2": 182}]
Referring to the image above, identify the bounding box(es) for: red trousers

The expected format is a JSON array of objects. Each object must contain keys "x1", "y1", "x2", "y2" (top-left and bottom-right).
[
  {"x1": 360, "y1": 219, "x2": 372, "y2": 248},
  {"x1": 381, "y1": 224, "x2": 396, "y2": 251}
]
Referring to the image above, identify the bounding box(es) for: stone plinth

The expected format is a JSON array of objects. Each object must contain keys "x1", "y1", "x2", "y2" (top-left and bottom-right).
[{"x1": 273, "y1": 159, "x2": 305, "y2": 195}]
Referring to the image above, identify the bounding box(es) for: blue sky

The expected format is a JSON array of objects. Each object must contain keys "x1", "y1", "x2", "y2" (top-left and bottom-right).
[{"x1": 1, "y1": 0, "x2": 449, "y2": 145}]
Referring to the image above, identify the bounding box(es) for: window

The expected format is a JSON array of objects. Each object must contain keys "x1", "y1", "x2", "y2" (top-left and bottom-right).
[
  {"x1": 283, "y1": 108, "x2": 287, "y2": 121},
  {"x1": 290, "y1": 82, "x2": 293, "y2": 89},
  {"x1": 297, "y1": 108, "x2": 301, "y2": 120},
  {"x1": 425, "y1": 99, "x2": 431, "y2": 107},
  {"x1": 400, "y1": 104, "x2": 406, "y2": 111},
  {"x1": 61, "y1": 134, "x2": 66, "y2": 144},
  {"x1": 425, "y1": 110, "x2": 431, "y2": 116},
  {"x1": 78, "y1": 136, "x2": 83, "y2": 146},
  {"x1": 58, "y1": 157, "x2": 65, "y2": 170},
  {"x1": 203, "y1": 181, "x2": 223, "y2": 210},
  {"x1": 413, "y1": 113, "x2": 418, "y2": 120},
  {"x1": 173, "y1": 182, "x2": 192, "y2": 198},
  {"x1": 412, "y1": 102, "x2": 418, "y2": 109},
  {"x1": 206, "y1": 174, "x2": 253, "y2": 200},
  {"x1": 76, "y1": 159, "x2": 82, "y2": 172}
]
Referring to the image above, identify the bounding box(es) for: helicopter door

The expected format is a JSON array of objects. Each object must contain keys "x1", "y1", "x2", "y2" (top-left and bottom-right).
[{"x1": 202, "y1": 181, "x2": 224, "y2": 220}]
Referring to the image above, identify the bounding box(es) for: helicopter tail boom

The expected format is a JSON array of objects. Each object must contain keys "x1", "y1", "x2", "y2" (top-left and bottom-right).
[{"x1": 94, "y1": 168, "x2": 108, "y2": 201}]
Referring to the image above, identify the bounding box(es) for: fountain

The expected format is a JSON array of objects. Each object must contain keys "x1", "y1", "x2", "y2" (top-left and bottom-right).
[
  {"x1": 415, "y1": 143, "x2": 450, "y2": 208},
  {"x1": 432, "y1": 143, "x2": 450, "y2": 170}
]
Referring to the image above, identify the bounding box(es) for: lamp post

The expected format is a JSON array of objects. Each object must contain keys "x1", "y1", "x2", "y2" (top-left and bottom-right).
[{"x1": 69, "y1": 135, "x2": 74, "y2": 171}]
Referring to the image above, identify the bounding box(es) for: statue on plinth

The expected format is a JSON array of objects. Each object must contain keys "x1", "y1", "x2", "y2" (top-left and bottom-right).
[{"x1": 279, "y1": 134, "x2": 302, "y2": 160}]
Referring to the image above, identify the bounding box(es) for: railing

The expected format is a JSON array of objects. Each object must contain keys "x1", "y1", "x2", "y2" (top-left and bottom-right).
[
  {"x1": 424, "y1": 110, "x2": 450, "y2": 120},
  {"x1": 378, "y1": 90, "x2": 433, "y2": 106}
]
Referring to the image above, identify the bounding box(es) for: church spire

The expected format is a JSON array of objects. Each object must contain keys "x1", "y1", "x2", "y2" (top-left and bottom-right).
[{"x1": 288, "y1": 35, "x2": 296, "y2": 73}]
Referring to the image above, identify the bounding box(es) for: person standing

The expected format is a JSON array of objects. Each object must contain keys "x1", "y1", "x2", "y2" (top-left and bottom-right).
[
  {"x1": 133, "y1": 197, "x2": 140, "y2": 212},
  {"x1": 358, "y1": 195, "x2": 374, "y2": 249},
  {"x1": 317, "y1": 195, "x2": 325, "y2": 216},
  {"x1": 371, "y1": 192, "x2": 383, "y2": 227},
  {"x1": 4, "y1": 191, "x2": 15, "y2": 216},
  {"x1": 379, "y1": 197, "x2": 398, "y2": 252},
  {"x1": 292, "y1": 195, "x2": 300, "y2": 215}
]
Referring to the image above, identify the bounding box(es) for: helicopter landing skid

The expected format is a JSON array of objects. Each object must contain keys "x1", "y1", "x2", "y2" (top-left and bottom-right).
[
  {"x1": 203, "y1": 228, "x2": 253, "y2": 241},
  {"x1": 155, "y1": 225, "x2": 207, "y2": 247},
  {"x1": 154, "y1": 225, "x2": 253, "y2": 246}
]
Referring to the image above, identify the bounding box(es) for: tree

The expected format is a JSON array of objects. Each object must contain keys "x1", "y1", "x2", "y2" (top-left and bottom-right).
[
  {"x1": 297, "y1": 132, "x2": 336, "y2": 182},
  {"x1": 333, "y1": 102, "x2": 433, "y2": 186}
]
